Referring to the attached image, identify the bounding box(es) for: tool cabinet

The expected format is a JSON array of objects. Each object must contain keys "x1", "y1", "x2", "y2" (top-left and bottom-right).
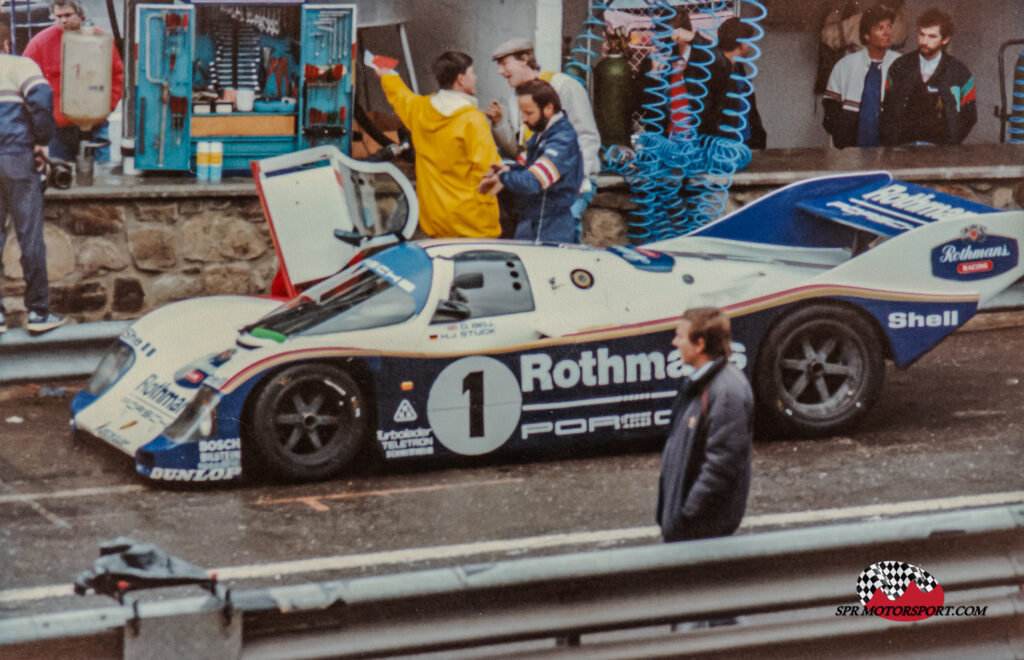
[{"x1": 134, "y1": 1, "x2": 355, "y2": 173}]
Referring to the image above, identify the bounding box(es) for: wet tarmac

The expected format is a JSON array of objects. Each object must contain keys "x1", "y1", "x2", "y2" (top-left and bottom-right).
[{"x1": 1, "y1": 323, "x2": 1022, "y2": 619}]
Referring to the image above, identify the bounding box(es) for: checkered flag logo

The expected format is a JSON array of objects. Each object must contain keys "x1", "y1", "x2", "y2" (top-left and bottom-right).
[{"x1": 856, "y1": 561, "x2": 940, "y2": 605}]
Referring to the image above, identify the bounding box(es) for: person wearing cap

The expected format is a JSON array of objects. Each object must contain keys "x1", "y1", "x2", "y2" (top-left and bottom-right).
[
  {"x1": 485, "y1": 38, "x2": 599, "y2": 238},
  {"x1": 478, "y1": 79, "x2": 583, "y2": 244},
  {"x1": 369, "y1": 51, "x2": 502, "y2": 239}
]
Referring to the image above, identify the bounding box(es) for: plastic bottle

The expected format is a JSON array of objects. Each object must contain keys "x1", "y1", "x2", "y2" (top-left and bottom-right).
[
  {"x1": 196, "y1": 141, "x2": 211, "y2": 180},
  {"x1": 209, "y1": 142, "x2": 223, "y2": 182}
]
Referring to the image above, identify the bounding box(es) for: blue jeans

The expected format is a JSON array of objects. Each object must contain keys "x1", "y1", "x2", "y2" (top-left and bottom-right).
[
  {"x1": 0, "y1": 152, "x2": 50, "y2": 315},
  {"x1": 50, "y1": 121, "x2": 111, "y2": 162}
]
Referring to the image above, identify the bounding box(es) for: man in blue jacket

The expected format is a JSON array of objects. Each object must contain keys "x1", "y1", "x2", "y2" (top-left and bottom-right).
[
  {"x1": 656, "y1": 307, "x2": 753, "y2": 543},
  {"x1": 478, "y1": 79, "x2": 582, "y2": 244},
  {"x1": 0, "y1": 23, "x2": 65, "y2": 334}
]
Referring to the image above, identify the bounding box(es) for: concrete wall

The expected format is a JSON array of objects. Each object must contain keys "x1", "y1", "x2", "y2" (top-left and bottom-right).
[{"x1": 395, "y1": 0, "x2": 537, "y2": 104}]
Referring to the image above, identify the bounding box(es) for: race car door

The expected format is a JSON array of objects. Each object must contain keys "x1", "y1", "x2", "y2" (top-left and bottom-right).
[{"x1": 252, "y1": 145, "x2": 419, "y2": 298}]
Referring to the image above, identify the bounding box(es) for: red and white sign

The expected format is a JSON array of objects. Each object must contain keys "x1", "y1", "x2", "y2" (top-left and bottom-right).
[{"x1": 957, "y1": 260, "x2": 993, "y2": 274}]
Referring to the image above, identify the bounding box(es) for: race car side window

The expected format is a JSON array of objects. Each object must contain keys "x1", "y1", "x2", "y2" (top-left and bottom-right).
[{"x1": 431, "y1": 251, "x2": 534, "y2": 323}]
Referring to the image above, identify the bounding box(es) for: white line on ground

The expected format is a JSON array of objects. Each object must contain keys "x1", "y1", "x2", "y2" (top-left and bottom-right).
[
  {"x1": 1, "y1": 489, "x2": 1021, "y2": 607},
  {"x1": 0, "y1": 478, "x2": 75, "y2": 530},
  {"x1": 0, "y1": 485, "x2": 145, "y2": 504}
]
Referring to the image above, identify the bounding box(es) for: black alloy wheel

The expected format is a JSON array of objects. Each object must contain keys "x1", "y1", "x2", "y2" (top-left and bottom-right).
[
  {"x1": 249, "y1": 364, "x2": 366, "y2": 482},
  {"x1": 755, "y1": 305, "x2": 885, "y2": 437}
]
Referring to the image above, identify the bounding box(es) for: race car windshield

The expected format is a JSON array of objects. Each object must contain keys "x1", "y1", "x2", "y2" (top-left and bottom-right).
[{"x1": 252, "y1": 267, "x2": 416, "y2": 336}]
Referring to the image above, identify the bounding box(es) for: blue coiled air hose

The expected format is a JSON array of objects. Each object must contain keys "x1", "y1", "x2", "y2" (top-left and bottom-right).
[
  {"x1": 595, "y1": 0, "x2": 765, "y2": 241},
  {"x1": 1009, "y1": 50, "x2": 1024, "y2": 143}
]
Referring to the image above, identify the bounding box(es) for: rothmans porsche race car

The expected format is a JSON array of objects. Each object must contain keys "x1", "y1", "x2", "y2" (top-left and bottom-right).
[{"x1": 71, "y1": 146, "x2": 1024, "y2": 483}]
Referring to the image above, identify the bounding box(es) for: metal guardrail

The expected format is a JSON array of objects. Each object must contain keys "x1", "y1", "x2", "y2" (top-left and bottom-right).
[
  {"x1": 1, "y1": 505, "x2": 1021, "y2": 659},
  {"x1": 0, "y1": 321, "x2": 129, "y2": 385}
]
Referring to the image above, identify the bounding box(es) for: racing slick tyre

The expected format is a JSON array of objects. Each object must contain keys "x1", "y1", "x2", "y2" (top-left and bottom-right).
[
  {"x1": 755, "y1": 305, "x2": 884, "y2": 438},
  {"x1": 248, "y1": 364, "x2": 367, "y2": 482}
]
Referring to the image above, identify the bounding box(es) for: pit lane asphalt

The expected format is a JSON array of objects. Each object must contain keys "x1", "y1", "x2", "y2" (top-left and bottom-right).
[{"x1": 1, "y1": 317, "x2": 1022, "y2": 618}]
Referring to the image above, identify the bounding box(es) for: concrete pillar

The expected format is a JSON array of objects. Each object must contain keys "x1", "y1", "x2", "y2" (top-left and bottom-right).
[{"x1": 534, "y1": 0, "x2": 563, "y2": 73}]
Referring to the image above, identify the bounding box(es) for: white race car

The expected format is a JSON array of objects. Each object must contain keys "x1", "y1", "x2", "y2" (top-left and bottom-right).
[{"x1": 71, "y1": 146, "x2": 1024, "y2": 483}]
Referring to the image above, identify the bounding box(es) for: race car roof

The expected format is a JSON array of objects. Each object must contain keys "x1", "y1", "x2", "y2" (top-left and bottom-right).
[{"x1": 692, "y1": 172, "x2": 998, "y2": 248}]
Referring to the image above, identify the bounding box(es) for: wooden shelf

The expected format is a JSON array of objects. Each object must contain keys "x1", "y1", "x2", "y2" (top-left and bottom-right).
[{"x1": 191, "y1": 114, "x2": 296, "y2": 137}]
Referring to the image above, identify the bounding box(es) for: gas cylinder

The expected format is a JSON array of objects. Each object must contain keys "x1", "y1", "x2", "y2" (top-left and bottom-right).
[
  {"x1": 60, "y1": 28, "x2": 114, "y2": 130},
  {"x1": 593, "y1": 53, "x2": 631, "y2": 147}
]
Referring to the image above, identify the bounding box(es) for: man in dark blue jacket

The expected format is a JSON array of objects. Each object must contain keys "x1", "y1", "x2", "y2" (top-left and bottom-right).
[
  {"x1": 478, "y1": 79, "x2": 582, "y2": 243},
  {"x1": 0, "y1": 23, "x2": 65, "y2": 334},
  {"x1": 656, "y1": 307, "x2": 753, "y2": 543}
]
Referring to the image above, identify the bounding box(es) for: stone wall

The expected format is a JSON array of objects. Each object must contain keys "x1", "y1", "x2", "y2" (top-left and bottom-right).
[
  {"x1": 1, "y1": 193, "x2": 278, "y2": 328},
  {"x1": 3, "y1": 169, "x2": 1022, "y2": 328}
]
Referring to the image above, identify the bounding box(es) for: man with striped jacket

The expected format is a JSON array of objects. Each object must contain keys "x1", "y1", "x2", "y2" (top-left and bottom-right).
[
  {"x1": 478, "y1": 79, "x2": 582, "y2": 244},
  {"x1": 0, "y1": 23, "x2": 65, "y2": 334}
]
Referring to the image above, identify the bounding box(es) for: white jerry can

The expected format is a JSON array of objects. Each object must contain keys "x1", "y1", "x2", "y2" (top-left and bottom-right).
[{"x1": 60, "y1": 28, "x2": 113, "y2": 129}]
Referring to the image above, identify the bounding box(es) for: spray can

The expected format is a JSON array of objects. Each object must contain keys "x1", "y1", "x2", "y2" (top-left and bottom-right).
[
  {"x1": 209, "y1": 141, "x2": 223, "y2": 182},
  {"x1": 121, "y1": 138, "x2": 138, "y2": 176},
  {"x1": 196, "y1": 141, "x2": 211, "y2": 180}
]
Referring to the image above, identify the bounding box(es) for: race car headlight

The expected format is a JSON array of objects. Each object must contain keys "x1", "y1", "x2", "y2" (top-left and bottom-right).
[
  {"x1": 86, "y1": 341, "x2": 136, "y2": 395},
  {"x1": 163, "y1": 385, "x2": 220, "y2": 443}
]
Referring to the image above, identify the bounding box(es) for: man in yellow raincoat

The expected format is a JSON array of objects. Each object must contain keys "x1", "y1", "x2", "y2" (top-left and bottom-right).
[{"x1": 371, "y1": 51, "x2": 501, "y2": 238}]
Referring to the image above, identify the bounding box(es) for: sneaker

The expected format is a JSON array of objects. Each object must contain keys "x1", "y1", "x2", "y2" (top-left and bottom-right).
[
  {"x1": 27, "y1": 310, "x2": 68, "y2": 334},
  {"x1": 0, "y1": 310, "x2": 5, "y2": 334}
]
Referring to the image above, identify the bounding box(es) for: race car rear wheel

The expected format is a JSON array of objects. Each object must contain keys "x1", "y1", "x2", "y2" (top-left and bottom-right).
[
  {"x1": 755, "y1": 305, "x2": 884, "y2": 438},
  {"x1": 248, "y1": 364, "x2": 367, "y2": 482}
]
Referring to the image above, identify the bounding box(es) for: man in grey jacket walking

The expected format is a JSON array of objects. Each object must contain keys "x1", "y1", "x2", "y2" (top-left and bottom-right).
[{"x1": 656, "y1": 307, "x2": 753, "y2": 543}]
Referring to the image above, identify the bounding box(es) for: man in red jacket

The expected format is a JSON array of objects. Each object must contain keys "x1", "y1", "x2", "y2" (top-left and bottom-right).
[{"x1": 23, "y1": 0, "x2": 123, "y2": 163}]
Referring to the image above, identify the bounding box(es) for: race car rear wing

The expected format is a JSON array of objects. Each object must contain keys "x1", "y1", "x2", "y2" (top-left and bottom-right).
[
  {"x1": 691, "y1": 171, "x2": 998, "y2": 248},
  {"x1": 252, "y1": 146, "x2": 419, "y2": 297}
]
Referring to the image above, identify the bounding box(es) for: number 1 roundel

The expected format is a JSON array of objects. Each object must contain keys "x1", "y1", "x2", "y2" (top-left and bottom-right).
[{"x1": 427, "y1": 356, "x2": 522, "y2": 455}]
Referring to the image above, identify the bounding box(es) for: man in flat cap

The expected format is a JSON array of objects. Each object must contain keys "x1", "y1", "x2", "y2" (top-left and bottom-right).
[{"x1": 485, "y1": 38, "x2": 599, "y2": 240}]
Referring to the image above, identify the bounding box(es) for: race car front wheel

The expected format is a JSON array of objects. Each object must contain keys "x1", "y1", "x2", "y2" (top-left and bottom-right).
[
  {"x1": 755, "y1": 305, "x2": 885, "y2": 438},
  {"x1": 248, "y1": 364, "x2": 367, "y2": 482}
]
